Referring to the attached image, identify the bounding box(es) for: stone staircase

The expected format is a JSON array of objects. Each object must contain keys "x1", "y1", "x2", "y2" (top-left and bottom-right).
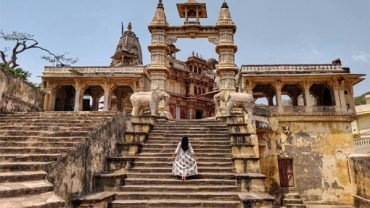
[
  {"x1": 282, "y1": 192, "x2": 306, "y2": 208},
  {"x1": 112, "y1": 120, "x2": 240, "y2": 208},
  {"x1": 0, "y1": 112, "x2": 115, "y2": 208}
]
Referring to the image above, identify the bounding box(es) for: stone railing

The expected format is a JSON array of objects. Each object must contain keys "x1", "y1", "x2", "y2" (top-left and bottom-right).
[
  {"x1": 44, "y1": 66, "x2": 145, "y2": 74},
  {"x1": 354, "y1": 137, "x2": 370, "y2": 154},
  {"x1": 254, "y1": 105, "x2": 351, "y2": 115},
  {"x1": 241, "y1": 64, "x2": 347, "y2": 74}
]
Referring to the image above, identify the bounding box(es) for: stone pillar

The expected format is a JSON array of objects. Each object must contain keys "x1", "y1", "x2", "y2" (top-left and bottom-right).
[
  {"x1": 275, "y1": 81, "x2": 283, "y2": 113},
  {"x1": 339, "y1": 80, "x2": 347, "y2": 112},
  {"x1": 267, "y1": 96, "x2": 274, "y2": 106},
  {"x1": 103, "y1": 82, "x2": 112, "y2": 111},
  {"x1": 48, "y1": 89, "x2": 57, "y2": 112},
  {"x1": 148, "y1": 1, "x2": 169, "y2": 91},
  {"x1": 74, "y1": 81, "x2": 83, "y2": 112},
  {"x1": 333, "y1": 86, "x2": 342, "y2": 112},
  {"x1": 303, "y1": 82, "x2": 312, "y2": 112}
]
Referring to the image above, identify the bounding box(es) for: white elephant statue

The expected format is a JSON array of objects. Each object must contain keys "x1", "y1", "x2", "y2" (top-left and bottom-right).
[
  {"x1": 214, "y1": 91, "x2": 255, "y2": 116},
  {"x1": 130, "y1": 89, "x2": 170, "y2": 116}
]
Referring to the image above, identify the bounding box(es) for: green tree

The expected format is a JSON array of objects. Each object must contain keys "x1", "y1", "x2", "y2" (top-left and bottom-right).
[{"x1": 355, "y1": 92, "x2": 370, "y2": 106}]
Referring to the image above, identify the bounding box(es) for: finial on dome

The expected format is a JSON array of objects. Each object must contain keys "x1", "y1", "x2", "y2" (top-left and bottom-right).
[
  {"x1": 127, "y1": 22, "x2": 132, "y2": 31},
  {"x1": 121, "y1": 22, "x2": 124, "y2": 34},
  {"x1": 158, "y1": 0, "x2": 164, "y2": 9},
  {"x1": 222, "y1": 0, "x2": 229, "y2": 8}
]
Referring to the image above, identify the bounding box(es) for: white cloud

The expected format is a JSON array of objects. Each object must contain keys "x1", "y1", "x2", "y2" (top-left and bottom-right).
[{"x1": 352, "y1": 53, "x2": 370, "y2": 63}]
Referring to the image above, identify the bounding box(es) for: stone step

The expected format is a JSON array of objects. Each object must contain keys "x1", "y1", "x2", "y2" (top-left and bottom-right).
[
  {"x1": 0, "y1": 180, "x2": 53, "y2": 197},
  {"x1": 285, "y1": 205, "x2": 307, "y2": 208},
  {"x1": 149, "y1": 133, "x2": 228, "y2": 137},
  {"x1": 284, "y1": 192, "x2": 302, "y2": 199},
  {"x1": 133, "y1": 161, "x2": 233, "y2": 168},
  {"x1": 134, "y1": 156, "x2": 231, "y2": 163},
  {"x1": 115, "y1": 191, "x2": 239, "y2": 201},
  {"x1": 141, "y1": 148, "x2": 231, "y2": 154},
  {"x1": 0, "y1": 112, "x2": 115, "y2": 116},
  {"x1": 0, "y1": 162, "x2": 53, "y2": 172},
  {"x1": 120, "y1": 185, "x2": 238, "y2": 192},
  {"x1": 147, "y1": 136, "x2": 229, "y2": 141},
  {"x1": 125, "y1": 172, "x2": 236, "y2": 180},
  {"x1": 0, "y1": 136, "x2": 87, "y2": 143},
  {"x1": 111, "y1": 199, "x2": 240, "y2": 208},
  {"x1": 145, "y1": 140, "x2": 230, "y2": 145},
  {"x1": 138, "y1": 152, "x2": 232, "y2": 157},
  {"x1": 0, "y1": 191, "x2": 64, "y2": 208},
  {"x1": 129, "y1": 166, "x2": 235, "y2": 173},
  {"x1": 124, "y1": 178, "x2": 236, "y2": 186},
  {"x1": 0, "y1": 154, "x2": 62, "y2": 162},
  {"x1": 0, "y1": 130, "x2": 89, "y2": 137},
  {"x1": 0, "y1": 126, "x2": 95, "y2": 132},
  {"x1": 150, "y1": 130, "x2": 228, "y2": 134},
  {"x1": 152, "y1": 127, "x2": 229, "y2": 130},
  {"x1": 0, "y1": 171, "x2": 47, "y2": 182},
  {"x1": 0, "y1": 147, "x2": 71, "y2": 154},
  {"x1": 284, "y1": 198, "x2": 304, "y2": 204},
  {"x1": 0, "y1": 141, "x2": 78, "y2": 148},
  {"x1": 0, "y1": 119, "x2": 99, "y2": 125},
  {"x1": 143, "y1": 143, "x2": 230, "y2": 148}
]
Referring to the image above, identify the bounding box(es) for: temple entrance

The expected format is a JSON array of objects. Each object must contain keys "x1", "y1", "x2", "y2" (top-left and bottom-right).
[
  {"x1": 54, "y1": 85, "x2": 75, "y2": 111},
  {"x1": 195, "y1": 110, "x2": 203, "y2": 119}
]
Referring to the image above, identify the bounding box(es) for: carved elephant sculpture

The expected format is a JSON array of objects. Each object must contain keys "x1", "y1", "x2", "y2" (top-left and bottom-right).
[
  {"x1": 214, "y1": 91, "x2": 255, "y2": 116},
  {"x1": 130, "y1": 89, "x2": 170, "y2": 116}
]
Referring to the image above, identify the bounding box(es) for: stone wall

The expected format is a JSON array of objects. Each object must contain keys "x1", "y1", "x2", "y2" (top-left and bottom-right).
[
  {"x1": 350, "y1": 154, "x2": 370, "y2": 208},
  {"x1": 260, "y1": 117, "x2": 355, "y2": 205},
  {"x1": 44, "y1": 113, "x2": 126, "y2": 207},
  {"x1": 0, "y1": 67, "x2": 44, "y2": 113}
]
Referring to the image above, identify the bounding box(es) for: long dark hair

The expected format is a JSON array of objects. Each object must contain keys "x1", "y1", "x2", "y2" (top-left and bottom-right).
[{"x1": 181, "y1": 137, "x2": 189, "y2": 152}]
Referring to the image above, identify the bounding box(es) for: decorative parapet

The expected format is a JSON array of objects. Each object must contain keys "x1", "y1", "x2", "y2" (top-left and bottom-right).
[
  {"x1": 241, "y1": 64, "x2": 348, "y2": 74},
  {"x1": 43, "y1": 66, "x2": 146, "y2": 77},
  {"x1": 354, "y1": 137, "x2": 370, "y2": 154}
]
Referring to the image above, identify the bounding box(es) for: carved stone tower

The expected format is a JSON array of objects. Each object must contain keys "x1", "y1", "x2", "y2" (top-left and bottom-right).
[
  {"x1": 148, "y1": 0, "x2": 238, "y2": 98},
  {"x1": 111, "y1": 22, "x2": 143, "y2": 66},
  {"x1": 148, "y1": 0, "x2": 169, "y2": 90}
]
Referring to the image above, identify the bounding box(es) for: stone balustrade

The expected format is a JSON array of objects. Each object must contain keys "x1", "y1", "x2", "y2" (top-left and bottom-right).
[
  {"x1": 241, "y1": 64, "x2": 347, "y2": 74},
  {"x1": 43, "y1": 66, "x2": 146, "y2": 75}
]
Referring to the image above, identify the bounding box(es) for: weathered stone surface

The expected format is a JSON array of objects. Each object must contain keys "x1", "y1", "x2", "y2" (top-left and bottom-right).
[
  {"x1": 350, "y1": 154, "x2": 370, "y2": 208},
  {"x1": 0, "y1": 67, "x2": 44, "y2": 113}
]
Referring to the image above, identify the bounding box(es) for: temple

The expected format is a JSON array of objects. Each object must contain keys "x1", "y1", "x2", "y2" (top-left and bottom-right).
[{"x1": 36, "y1": 0, "x2": 368, "y2": 207}]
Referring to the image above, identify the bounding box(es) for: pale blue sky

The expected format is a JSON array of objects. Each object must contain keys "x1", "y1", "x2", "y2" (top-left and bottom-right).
[{"x1": 1, "y1": 0, "x2": 369, "y2": 95}]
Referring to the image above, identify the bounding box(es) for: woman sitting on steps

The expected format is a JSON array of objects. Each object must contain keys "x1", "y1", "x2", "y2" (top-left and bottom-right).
[{"x1": 172, "y1": 136, "x2": 198, "y2": 181}]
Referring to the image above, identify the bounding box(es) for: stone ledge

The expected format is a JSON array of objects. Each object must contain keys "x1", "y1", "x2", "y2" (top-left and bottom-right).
[
  {"x1": 235, "y1": 173, "x2": 266, "y2": 179},
  {"x1": 73, "y1": 191, "x2": 116, "y2": 204},
  {"x1": 238, "y1": 192, "x2": 275, "y2": 202}
]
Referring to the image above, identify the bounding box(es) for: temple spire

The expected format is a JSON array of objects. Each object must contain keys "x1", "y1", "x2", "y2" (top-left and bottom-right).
[
  {"x1": 128, "y1": 22, "x2": 132, "y2": 31},
  {"x1": 217, "y1": 0, "x2": 234, "y2": 26},
  {"x1": 150, "y1": 0, "x2": 168, "y2": 26},
  {"x1": 121, "y1": 22, "x2": 124, "y2": 34}
]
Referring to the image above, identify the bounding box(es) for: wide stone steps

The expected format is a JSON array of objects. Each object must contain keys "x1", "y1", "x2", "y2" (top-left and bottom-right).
[
  {"x1": 0, "y1": 126, "x2": 95, "y2": 132},
  {"x1": 0, "y1": 130, "x2": 90, "y2": 137},
  {"x1": 0, "y1": 191, "x2": 64, "y2": 208},
  {"x1": 112, "y1": 199, "x2": 240, "y2": 208},
  {"x1": 133, "y1": 161, "x2": 233, "y2": 167},
  {"x1": 134, "y1": 156, "x2": 231, "y2": 163},
  {"x1": 0, "y1": 112, "x2": 116, "y2": 207},
  {"x1": 115, "y1": 191, "x2": 239, "y2": 201},
  {"x1": 120, "y1": 184, "x2": 238, "y2": 192},
  {"x1": 0, "y1": 136, "x2": 87, "y2": 142},
  {"x1": 125, "y1": 172, "x2": 236, "y2": 180},
  {"x1": 141, "y1": 148, "x2": 231, "y2": 154},
  {"x1": 0, "y1": 180, "x2": 53, "y2": 197},
  {"x1": 0, "y1": 141, "x2": 78, "y2": 148},
  {"x1": 0, "y1": 162, "x2": 53, "y2": 172},
  {"x1": 0, "y1": 154, "x2": 62, "y2": 162},
  {"x1": 129, "y1": 166, "x2": 234, "y2": 173},
  {"x1": 143, "y1": 143, "x2": 230, "y2": 148},
  {"x1": 0, "y1": 171, "x2": 47, "y2": 182},
  {"x1": 145, "y1": 140, "x2": 230, "y2": 145},
  {"x1": 138, "y1": 152, "x2": 232, "y2": 157},
  {"x1": 124, "y1": 178, "x2": 236, "y2": 186},
  {"x1": 148, "y1": 133, "x2": 228, "y2": 137},
  {"x1": 0, "y1": 147, "x2": 71, "y2": 154}
]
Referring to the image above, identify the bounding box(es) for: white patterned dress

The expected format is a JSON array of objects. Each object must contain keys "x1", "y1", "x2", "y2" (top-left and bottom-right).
[{"x1": 172, "y1": 142, "x2": 198, "y2": 177}]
